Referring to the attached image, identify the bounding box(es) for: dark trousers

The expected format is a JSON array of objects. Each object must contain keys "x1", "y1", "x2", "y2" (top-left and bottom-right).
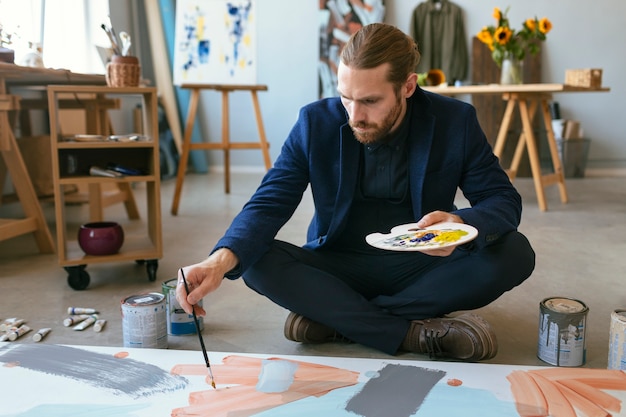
[{"x1": 243, "y1": 231, "x2": 535, "y2": 355}]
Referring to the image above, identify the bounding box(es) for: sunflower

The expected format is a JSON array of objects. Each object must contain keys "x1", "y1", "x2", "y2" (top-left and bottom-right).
[{"x1": 476, "y1": 7, "x2": 553, "y2": 67}]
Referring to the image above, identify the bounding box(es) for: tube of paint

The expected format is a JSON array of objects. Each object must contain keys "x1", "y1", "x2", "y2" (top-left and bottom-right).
[
  {"x1": 73, "y1": 314, "x2": 98, "y2": 331},
  {"x1": 33, "y1": 328, "x2": 51, "y2": 342},
  {"x1": 0, "y1": 318, "x2": 24, "y2": 332},
  {"x1": 0, "y1": 318, "x2": 16, "y2": 331},
  {"x1": 8, "y1": 325, "x2": 32, "y2": 341},
  {"x1": 0, "y1": 333, "x2": 9, "y2": 342},
  {"x1": 63, "y1": 314, "x2": 89, "y2": 327},
  {"x1": 93, "y1": 319, "x2": 107, "y2": 332},
  {"x1": 67, "y1": 307, "x2": 97, "y2": 315}
]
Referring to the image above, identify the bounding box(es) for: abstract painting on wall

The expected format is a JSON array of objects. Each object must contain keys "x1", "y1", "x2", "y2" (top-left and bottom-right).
[
  {"x1": 319, "y1": 0, "x2": 385, "y2": 98},
  {"x1": 173, "y1": 0, "x2": 257, "y2": 85}
]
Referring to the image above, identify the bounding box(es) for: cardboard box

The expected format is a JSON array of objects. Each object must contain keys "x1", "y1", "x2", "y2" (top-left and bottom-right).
[{"x1": 565, "y1": 69, "x2": 603, "y2": 88}]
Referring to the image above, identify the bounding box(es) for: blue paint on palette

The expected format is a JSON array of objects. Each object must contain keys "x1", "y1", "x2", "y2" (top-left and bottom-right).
[{"x1": 0, "y1": 403, "x2": 147, "y2": 417}]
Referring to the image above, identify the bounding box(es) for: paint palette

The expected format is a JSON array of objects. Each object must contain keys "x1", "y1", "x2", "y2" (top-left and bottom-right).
[{"x1": 365, "y1": 222, "x2": 478, "y2": 252}]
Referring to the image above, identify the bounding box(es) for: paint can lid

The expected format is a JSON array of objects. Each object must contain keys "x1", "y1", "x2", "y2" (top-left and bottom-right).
[
  {"x1": 543, "y1": 297, "x2": 587, "y2": 313},
  {"x1": 611, "y1": 310, "x2": 626, "y2": 322},
  {"x1": 162, "y1": 278, "x2": 178, "y2": 289},
  {"x1": 123, "y1": 292, "x2": 165, "y2": 306}
]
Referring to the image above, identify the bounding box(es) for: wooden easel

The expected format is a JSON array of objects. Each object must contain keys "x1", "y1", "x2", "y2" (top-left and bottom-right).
[
  {"x1": 170, "y1": 84, "x2": 272, "y2": 215},
  {"x1": 0, "y1": 93, "x2": 54, "y2": 253}
]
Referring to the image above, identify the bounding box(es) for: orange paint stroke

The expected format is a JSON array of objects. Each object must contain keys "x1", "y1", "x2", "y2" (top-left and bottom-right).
[
  {"x1": 557, "y1": 378, "x2": 621, "y2": 413},
  {"x1": 508, "y1": 368, "x2": 626, "y2": 417},
  {"x1": 506, "y1": 370, "x2": 548, "y2": 417},
  {"x1": 553, "y1": 381, "x2": 611, "y2": 417},
  {"x1": 114, "y1": 351, "x2": 129, "y2": 359},
  {"x1": 530, "y1": 368, "x2": 626, "y2": 389},
  {"x1": 170, "y1": 355, "x2": 360, "y2": 417},
  {"x1": 527, "y1": 372, "x2": 577, "y2": 417}
]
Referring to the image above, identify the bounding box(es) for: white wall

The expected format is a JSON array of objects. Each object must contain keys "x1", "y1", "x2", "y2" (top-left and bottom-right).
[{"x1": 199, "y1": 0, "x2": 625, "y2": 173}]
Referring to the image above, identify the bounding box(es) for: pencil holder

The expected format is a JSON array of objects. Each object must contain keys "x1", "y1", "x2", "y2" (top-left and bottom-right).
[{"x1": 106, "y1": 55, "x2": 140, "y2": 87}]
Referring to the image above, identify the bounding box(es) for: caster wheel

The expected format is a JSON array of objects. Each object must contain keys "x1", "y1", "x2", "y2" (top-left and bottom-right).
[
  {"x1": 65, "y1": 265, "x2": 90, "y2": 290},
  {"x1": 146, "y1": 259, "x2": 158, "y2": 281}
]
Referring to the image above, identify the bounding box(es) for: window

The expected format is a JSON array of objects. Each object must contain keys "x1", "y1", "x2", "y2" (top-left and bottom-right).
[{"x1": 0, "y1": 0, "x2": 111, "y2": 74}]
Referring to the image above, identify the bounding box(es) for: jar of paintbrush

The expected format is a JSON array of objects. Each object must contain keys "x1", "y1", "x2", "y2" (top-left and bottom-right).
[{"x1": 106, "y1": 54, "x2": 141, "y2": 87}]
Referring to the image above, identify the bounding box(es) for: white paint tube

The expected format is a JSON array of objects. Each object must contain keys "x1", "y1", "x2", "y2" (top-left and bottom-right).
[
  {"x1": 63, "y1": 314, "x2": 89, "y2": 327},
  {"x1": 67, "y1": 307, "x2": 97, "y2": 315},
  {"x1": 0, "y1": 318, "x2": 24, "y2": 332},
  {"x1": 8, "y1": 325, "x2": 32, "y2": 341},
  {"x1": 73, "y1": 314, "x2": 98, "y2": 331},
  {"x1": 0, "y1": 333, "x2": 9, "y2": 342},
  {"x1": 93, "y1": 319, "x2": 107, "y2": 332},
  {"x1": 32, "y1": 328, "x2": 52, "y2": 342}
]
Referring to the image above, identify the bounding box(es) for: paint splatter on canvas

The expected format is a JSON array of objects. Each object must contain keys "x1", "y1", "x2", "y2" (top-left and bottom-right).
[{"x1": 173, "y1": 0, "x2": 257, "y2": 85}]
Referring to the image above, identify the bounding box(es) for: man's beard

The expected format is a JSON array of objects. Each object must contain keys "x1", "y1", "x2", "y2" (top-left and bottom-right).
[{"x1": 350, "y1": 96, "x2": 403, "y2": 145}]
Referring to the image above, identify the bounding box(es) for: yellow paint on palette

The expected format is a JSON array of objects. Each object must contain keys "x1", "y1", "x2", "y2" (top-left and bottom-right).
[{"x1": 433, "y1": 230, "x2": 469, "y2": 244}]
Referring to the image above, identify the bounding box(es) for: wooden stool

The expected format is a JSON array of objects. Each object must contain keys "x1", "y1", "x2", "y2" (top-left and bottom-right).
[
  {"x1": 0, "y1": 94, "x2": 55, "y2": 253},
  {"x1": 170, "y1": 84, "x2": 272, "y2": 215}
]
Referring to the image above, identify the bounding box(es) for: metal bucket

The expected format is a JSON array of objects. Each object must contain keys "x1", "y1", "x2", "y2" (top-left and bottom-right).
[
  {"x1": 162, "y1": 278, "x2": 203, "y2": 335},
  {"x1": 608, "y1": 309, "x2": 626, "y2": 370},
  {"x1": 121, "y1": 292, "x2": 168, "y2": 349},
  {"x1": 537, "y1": 297, "x2": 588, "y2": 366}
]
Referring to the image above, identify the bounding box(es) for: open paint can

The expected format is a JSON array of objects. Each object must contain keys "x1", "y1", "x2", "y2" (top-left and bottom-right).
[
  {"x1": 608, "y1": 309, "x2": 626, "y2": 370},
  {"x1": 537, "y1": 297, "x2": 588, "y2": 367},
  {"x1": 162, "y1": 278, "x2": 203, "y2": 335},
  {"x1": 121, "y1": 292, "x2": 168, "y2": 349}
]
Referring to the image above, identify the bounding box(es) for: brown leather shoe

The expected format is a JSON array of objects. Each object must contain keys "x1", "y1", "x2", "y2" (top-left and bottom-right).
[
  {"x1": 401, "y1": 313, "x2": 497, "y2": 361},
  {"x1": 284, "y1": 312, "x2": 350, "y2": 343}
]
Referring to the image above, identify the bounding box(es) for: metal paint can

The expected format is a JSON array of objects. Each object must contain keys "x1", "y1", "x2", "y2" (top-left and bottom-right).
[
  {"x1": 608, "y1": 309, "x2": 626, "y2": 370},
  {"x1": 121, "y1": 292, "x2": 168, "y2": 349},
  {"x1": 162, "y1": 278, "x2": 203, "y2": 335},
  {"x1": 537, "y1": 297, "x2": 588, "y2": 367}
]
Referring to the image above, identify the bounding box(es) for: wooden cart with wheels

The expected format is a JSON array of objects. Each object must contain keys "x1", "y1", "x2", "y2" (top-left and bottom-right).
[{"x1": 48, "y1": 86, "x2": 162, "y2": 290}]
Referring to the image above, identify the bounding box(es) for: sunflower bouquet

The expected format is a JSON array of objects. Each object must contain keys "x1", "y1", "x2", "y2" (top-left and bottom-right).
[{"x1": 477, "y1": 7, "x2": 552, "y2": 67}]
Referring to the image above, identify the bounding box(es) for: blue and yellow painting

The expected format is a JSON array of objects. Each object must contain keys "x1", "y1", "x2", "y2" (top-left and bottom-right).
[{"x1": 173, "y1": 0, "x2": 257, "y2": 85}]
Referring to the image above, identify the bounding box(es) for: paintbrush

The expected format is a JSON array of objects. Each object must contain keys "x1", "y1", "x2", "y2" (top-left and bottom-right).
[
  {"x1": 180, "y1": 268, "x2": 216, "y2": 389},
  {"x1": 101, "y1": 23, "x2": 121, "y2": 55}
]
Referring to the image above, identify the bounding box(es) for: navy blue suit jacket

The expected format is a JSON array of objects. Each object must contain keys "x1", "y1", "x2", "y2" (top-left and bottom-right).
[{"x1": 215, "y1": 87, "x2": 522, "y2": 277}]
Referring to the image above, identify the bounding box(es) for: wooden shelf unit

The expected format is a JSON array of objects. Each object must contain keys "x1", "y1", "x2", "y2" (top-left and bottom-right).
[{"x1": 47, "y1": 85, "x2": 162, "y2": 289}]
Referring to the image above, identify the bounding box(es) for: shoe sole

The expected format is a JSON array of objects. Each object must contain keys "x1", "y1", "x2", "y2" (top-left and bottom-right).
[
  {"x1": 284, "y1": 312, "x2": 305, "y2": 342},
  {"x1": 452, "y1": 313, "x2": 498, "y2": 361}
]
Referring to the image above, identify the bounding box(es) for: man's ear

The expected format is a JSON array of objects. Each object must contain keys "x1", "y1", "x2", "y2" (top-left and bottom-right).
[{"x1": 404, "y1": 73, "x2": 418, "y2": 98}]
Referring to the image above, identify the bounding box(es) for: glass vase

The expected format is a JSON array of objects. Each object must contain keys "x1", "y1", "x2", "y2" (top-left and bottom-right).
[{"x1": 500, "y1": 53, "x2": 524, "y2": 85}]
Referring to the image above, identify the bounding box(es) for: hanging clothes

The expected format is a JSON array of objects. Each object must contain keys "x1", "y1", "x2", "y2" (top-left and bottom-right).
[{"x1": 410, "y1": 0, "x2": 468, "y2": 83}]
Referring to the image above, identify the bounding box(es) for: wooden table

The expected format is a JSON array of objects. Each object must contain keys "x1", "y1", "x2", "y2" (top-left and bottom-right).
[
  {"x1": 0, "y1": 63, "x2": 106, "y2": 253},
  {"x1": 422, "y1": 83, "x2": 610, "y2": 211}
]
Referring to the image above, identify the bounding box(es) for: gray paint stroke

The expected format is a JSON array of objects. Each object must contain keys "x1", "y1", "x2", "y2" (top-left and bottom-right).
[
  {"x1": 345, "y1": 363, "x2": 446, "y2": 417},
  {"x1": 0, "y1": 344, "x2": 187, "y2": 398}
]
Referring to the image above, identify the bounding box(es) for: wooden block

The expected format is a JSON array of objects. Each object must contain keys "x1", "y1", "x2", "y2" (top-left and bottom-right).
[{"x1": 564, "y1": 69, "x2": 603, "y2": 88}]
